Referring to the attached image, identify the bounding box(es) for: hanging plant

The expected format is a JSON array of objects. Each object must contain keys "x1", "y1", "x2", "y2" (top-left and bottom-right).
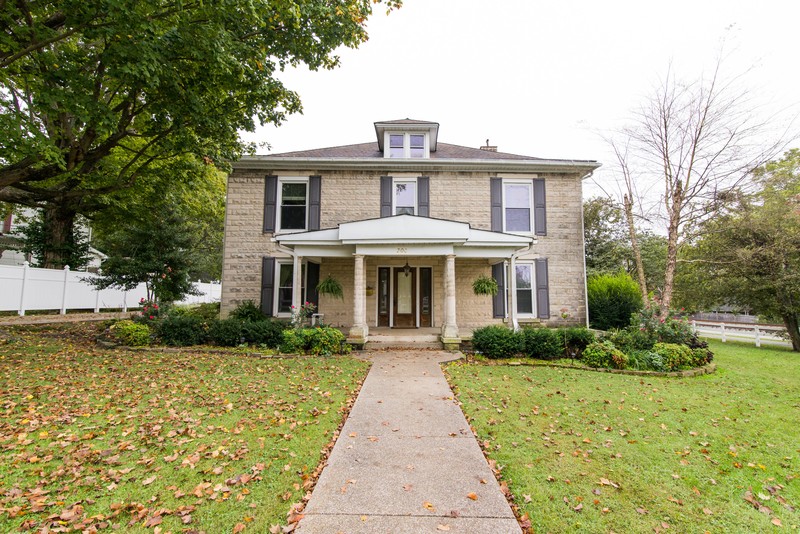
[
  {"x1": 316, "y1": 274, "x2": 344, "y2": 300},
  {"x1": 472, "y1": 275, "x2": 499, "y2": 296}
]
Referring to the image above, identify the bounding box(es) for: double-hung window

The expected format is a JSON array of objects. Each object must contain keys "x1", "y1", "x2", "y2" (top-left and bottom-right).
[
  {"x1": 503, "y1": 181, "x2": 533, "y2": 233},
  {"x1": 278, "y1": 179, "x2": 308, "y2": 231},
  {"x1": 275, "y1": 261, "x2": 306, "y2": 316},
  {"x1": 394, "y1": 179, "x2": 417, "y2": 215},
  {"x1": 515, "y1": 263, "x2": 535, "y2": 316}
]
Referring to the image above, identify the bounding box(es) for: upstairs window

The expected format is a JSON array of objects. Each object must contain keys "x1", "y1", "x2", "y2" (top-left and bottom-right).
[
  {"x1": 394, "y1": 179, "x2": 417, "y2": 215},
  {"x1": 386, "y1": 133, "x2": 428, "y2": 158},
  {"x1": 278, "y1": 180, "x2": 308, "y2": 231},
  {"x1": 503, "y1": 181, "x2": 532, "y2": 233}
]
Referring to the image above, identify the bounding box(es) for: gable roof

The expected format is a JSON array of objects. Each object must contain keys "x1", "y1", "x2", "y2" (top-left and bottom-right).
[{"x1": 266, "y1": 142, "x2": 544, "y2": 161}]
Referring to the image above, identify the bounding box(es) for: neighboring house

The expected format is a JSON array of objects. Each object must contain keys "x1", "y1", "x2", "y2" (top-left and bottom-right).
[
  {"x1": 0, "y1": 209, "x2": 106, "y2": 271},
  {"x1": 221, "y1": 119, "x2": 600, "y2": 347}
]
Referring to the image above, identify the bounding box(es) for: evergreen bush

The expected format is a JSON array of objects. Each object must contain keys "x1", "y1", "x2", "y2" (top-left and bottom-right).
[{"x1": 587, "y1": 272, "x2": 643, "y2": 330}]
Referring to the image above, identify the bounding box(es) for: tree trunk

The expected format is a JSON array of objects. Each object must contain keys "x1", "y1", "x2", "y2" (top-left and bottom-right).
[
  {"x1": 660, "y1": 198, "x2": 682, "y2": 317},
  {"x1": 623, "y1": 194, "x2": 648, "y2": 302},
  {"x1": 783, "y1": 313, "x2": 800, "y2": 352},
  {"x1": 42, "y1": 204, "x2": 78, "y2": 269}
]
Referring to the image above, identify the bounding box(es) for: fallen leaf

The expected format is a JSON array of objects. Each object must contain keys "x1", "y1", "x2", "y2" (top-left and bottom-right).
[
  {"x1": 423, "y1": 501, "x2": 436, "y2": 512},
  {"x1": 142, "y1": 475, "x2": 157, "y2": 486},
  {"x1": 467, "y1": 492, "x2": 478, "y2": 501},
  {"x1": 233, "y1": 523, "x2": 246, "y2": 533},
  {"x1": 437, "y1": 525, "x2": 451, "y2": 531},
  {"x1": 772, "y1": 518, "x2": 782, "y2": 527},
  {"x1": 703, "y1": 508, "x2": 713, "y2": 515}
]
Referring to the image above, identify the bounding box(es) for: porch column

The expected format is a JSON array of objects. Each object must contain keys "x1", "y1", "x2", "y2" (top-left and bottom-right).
[
  {"x1": 292, "y1": 254, "x2": 303, "y2": 312},
  {"x1": 509, "y1": 255, "x2": 519, "y2": 330},
  {"x1": 348, "y1": 254, "x2": 368, "y2": 342},
  {"x1": 441, "y1": 254, "x2": 460, "y2": 341}
]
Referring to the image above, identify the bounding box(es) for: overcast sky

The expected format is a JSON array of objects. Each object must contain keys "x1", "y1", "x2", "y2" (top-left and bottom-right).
[{"x1": 240, "y1": 0, "x2": 800, "y2": 200}]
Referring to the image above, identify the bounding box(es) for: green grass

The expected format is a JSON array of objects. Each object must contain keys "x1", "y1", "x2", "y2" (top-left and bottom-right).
[
  {"x1": 0, "y1": 323, "x2": 370, "y2": 532},
  {"x1": 447, "y1": 340, "x2": 800, "y2": 532}
]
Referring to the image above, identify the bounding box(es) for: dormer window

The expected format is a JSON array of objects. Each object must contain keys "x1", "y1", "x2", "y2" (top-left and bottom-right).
[{"x1": 385, "y1": 132, "x2": 429, "y2": 158}]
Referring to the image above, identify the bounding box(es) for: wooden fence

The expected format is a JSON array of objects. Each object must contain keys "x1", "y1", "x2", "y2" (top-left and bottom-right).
[{"x1": 692, "y1": 320, "x2": 789, "y2": 348}]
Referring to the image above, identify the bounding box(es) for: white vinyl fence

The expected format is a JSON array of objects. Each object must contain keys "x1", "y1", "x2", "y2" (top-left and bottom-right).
[
  {"x1": 692, "y1": 320, "x2": 790, "y2": 348},
  {"x1": 0, "y1": 262, "x2": 220, "y2": 316}
]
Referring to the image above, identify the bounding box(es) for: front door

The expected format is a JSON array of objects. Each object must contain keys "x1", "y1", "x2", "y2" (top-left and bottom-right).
[{"x1": 393, "y1": 268, "x2": 416, "y2": 328}]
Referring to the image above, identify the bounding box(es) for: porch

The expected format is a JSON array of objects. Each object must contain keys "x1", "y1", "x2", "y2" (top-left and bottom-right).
[{"x1": 365, "y1": 326, "x2": 476, "y2": 351}]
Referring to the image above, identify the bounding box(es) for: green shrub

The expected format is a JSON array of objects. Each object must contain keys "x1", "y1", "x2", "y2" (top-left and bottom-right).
[
  {"x1": 471, "y1": 326, "x2": 522, "y2": 359},
  {"x1": 158, "y1": 315, "x2": 207, "y2": 346},
  {"x1": 633, "y1": 306, "x2": 695, "y2": 345},
  {"x1": 229, "y1": 300, "x2": 266, "y2": 322},
  {"x1": 606, "y1": 327, "x2": 656, "y2": 353},
  {"x1": 587, "y1": 272, "x2": 644, "y2": 330},
  {"x1": 521, "y1": 327, "x2": 563, "y2": 360},
  {"x1": 279, "y1": 328, "x2": 310, "y2": 354},
  {"x1": 563, "y1": 327, "x2": 596, "y2": 355},
  {"x1": 241, "y1": 319, "x2": 286, "y2": 348},
  {"x1": 208, "y1": 318, "x2": 245, "y2": 347},
  {"x1": 689, "y1": 347, "x2": 714, "y2": 367},
  {"x1": 110, "y1": 320, "x2": 150, "y2": 346},
  {"x1": 582, "y1": 341, "x2": 627, "y2": 369},
  {"x1": 190, "y1": 302, "x2": 220, "y2": 322},
  {"x1": 652, "y1": 342, "x2": 693, "y2": 371},
  {"x1": 279, "y1": 326, "x2": 350, "y2": 355}
]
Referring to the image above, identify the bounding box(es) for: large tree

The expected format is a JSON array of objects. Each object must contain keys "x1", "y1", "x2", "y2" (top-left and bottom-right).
[
  {"x1": 684, "y1": 150, "x2": 800, "y2": 351},
  {"x1": 0, "y1": 0, "x2": 399, "y2": 267},
  {"x1": 607, "y1": 59, "x2": 789, "y2": 315}
]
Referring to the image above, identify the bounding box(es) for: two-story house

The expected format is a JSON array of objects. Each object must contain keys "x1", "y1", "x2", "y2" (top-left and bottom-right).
[{"x1": 221, "y1": 119, "x2": 599, "y2": 348}]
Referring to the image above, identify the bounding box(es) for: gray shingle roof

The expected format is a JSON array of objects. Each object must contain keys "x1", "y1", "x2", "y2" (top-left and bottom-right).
[{"x1": 268, "y1": 142, "x2": 550, "y2": 161}]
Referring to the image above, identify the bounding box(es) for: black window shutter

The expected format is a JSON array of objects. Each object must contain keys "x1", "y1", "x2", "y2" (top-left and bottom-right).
[
  {"x1": 260, "y1": 256, "x2": 276, "y2": 316},
  {"x1": 535, "y1": 258, "x2": 550, "y2": 319},
  {"x1": 306, "y1": 261, "x2": 320, "y2": 308},
  {"x1": 492, "y1": 262, "x2": 505, "y2": 318},
  {"x1": 263, "y1": 175, "x2": 278, "y2": 233},
  {"x1": 490, "y1": 177, "x2": 503, "y2": 231},
  {"x1": 417, "y1": 176, "x2": 429, "y2": 217},
  {"x1": 380, "y1": 176, "x2": 392, "y2": 217},
  {"x1": 309, "y1": 175, "x2": 321, "y2": 230},
  {"x1": 533, "y1": 178, "x2": 547, "y2": 236}
]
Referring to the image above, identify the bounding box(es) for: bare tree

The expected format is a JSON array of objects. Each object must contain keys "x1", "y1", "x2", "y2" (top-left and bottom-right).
[{"x1": 614, "y1": 58, "x2": 792, "y2": 315}]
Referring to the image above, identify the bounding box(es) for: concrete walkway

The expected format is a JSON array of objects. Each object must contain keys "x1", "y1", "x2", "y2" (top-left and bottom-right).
[{"x1": 297, "y1": 351, "x2": 522, "y2": 533}]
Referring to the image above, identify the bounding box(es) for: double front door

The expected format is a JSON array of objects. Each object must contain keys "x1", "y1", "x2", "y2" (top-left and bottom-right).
[{"x1": 377, "y1": 266, "x2": 432, "y2": 328}]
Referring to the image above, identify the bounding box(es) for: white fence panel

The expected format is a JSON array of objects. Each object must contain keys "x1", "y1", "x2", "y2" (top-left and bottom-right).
[
  {"x1": 692, "y1": 320, "x2": 790, "y2": 348},
  {"x1": 1, "y1": 263, "x2": 219, "y2": 315}
]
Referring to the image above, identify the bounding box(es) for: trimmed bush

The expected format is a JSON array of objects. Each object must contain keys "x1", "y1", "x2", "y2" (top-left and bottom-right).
[
  {"x1": 606, "y1": 327, "x2": 657, "y2": 353},
  {"x1": 208, "y1": 318, "x2": 245, "y2": 347},
  {"x1": 627, "y1": 350, "x2": 666, "y2": 372},
  {"x1": 652, "y1": 342, "x2": 693, "y2": 371},
  {"x1": 110, "y1": 320, "x2": 150, "y2": 346},
  {"x1": 242, "y1": 319, "x2": 286, "y2": 348},
  {"x1": 582, "y1": 341, "x2": 628, "y2": 369},
  {"x1": 522, "y1": 327, "x2": 563, "y2": 360},
  {"x1": 563, "y1": 327, "x2": 596, "y2": 355},
  {"x1": 279, "y1": 326, "x2": 350, "y2": 355},
  {"x1": 229, "y1": 300, "x2": 266, "y2": 322},
  {"x1": 471, "y1": 326, "x2": 522, "y2": 359},
  {"x1": 157, "y1": 315, "x2": 207, "y2": 346},
  {"x1": 587, "y1": 272, "x2": 644, "y2": 330}
]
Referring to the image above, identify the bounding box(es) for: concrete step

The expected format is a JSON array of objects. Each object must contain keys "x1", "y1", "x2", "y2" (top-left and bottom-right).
[
  {"x1": 366, "y1": 341, "x2": 445, "y2": 350},
  {"x1": 366, "y1": 335, "x2": 443, "y2": 350}
]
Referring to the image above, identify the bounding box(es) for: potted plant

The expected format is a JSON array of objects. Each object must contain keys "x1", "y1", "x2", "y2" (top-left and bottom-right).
[
  {"x1": 316, "y1": 274, "x2": 344, "y2": 300},
  {"x1": 472, "y1": 275, "x2": 499, "y2": 296}
]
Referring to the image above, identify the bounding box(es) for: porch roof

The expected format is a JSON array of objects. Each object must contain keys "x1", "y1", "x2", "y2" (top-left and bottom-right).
[{"x1": 274, "y1": 215, "x2": 533, "y2": 259}]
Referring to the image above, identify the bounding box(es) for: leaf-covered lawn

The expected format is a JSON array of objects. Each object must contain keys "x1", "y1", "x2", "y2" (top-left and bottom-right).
[
  {"x1": 0, "y1": 323, "x2": 370, "y2": 532},
  {"x1": 447, "y1": 341, "x2": 800, "y2": 532}
]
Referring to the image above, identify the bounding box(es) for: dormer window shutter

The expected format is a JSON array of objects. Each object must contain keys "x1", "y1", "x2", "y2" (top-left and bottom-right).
[
  {"x1": 490, "y1": 177, "x2": 502, "y2": 232},
  {"x1": 380, "y1": 176, "x2": 392, "y2": 217},
  {"x1": 533, "y1": 178, "x2": 547, "y2": 236},
  {"x1": 535, "y1": 258, "x2": 550, "y2": 319},
  {"x1": 309, "y1": 175, "x2": 321, "y2": 230},
  {"x1": 260, "y1": 256, "x2": 276, "y2": 316},
  {"x1": 417, "y1": 176, "x2": 430, "y2": 217},
  {"x1": 263, "y1": 175, "x2": 278, "y2": 233}
]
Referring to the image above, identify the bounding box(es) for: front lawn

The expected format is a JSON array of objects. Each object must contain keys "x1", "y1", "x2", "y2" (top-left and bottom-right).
[
  {"x1": 447, "y1": 340, "x2": 800, "y2": 532},
  {"x1": 0, "y1": 323, "x2": 370, "y2": 532}
]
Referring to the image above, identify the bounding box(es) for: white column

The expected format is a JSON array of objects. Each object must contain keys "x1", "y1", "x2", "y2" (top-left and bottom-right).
[
  {"x1": 441, "y1": 254, "x2": 459, "y2": 341},
  {"x1": 509, "y1": 256, "x2": 519, "y2": 330},
  {"x1": 292, "y1": 254, "x2": 303, "y2": 312},
  {"x1": 348, "y1": 254, "x2": 368, "y2": 342}
]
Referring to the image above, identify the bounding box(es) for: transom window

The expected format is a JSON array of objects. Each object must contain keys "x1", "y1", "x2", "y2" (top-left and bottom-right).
[
  {"x1": 278, "y1": 179, "x2": 308, "y2": 231},
  {"x1": 386, "y1": 132, "x2": 428, "y2": 158},
  {"x1": 503, "y1": 181, "x2": 533, "y2": 233},
  {"x1": 394, "y1": 179, "x2": 417, "y2": 215},
  {"x1": 515, "y1": 263, "x2": 535, "y2": 316}
]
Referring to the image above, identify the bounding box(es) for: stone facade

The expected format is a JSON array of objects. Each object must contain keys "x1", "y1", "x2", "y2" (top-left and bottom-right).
[{"x1": 221, "y1": 168, "x2": 588, "y2": 329}]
